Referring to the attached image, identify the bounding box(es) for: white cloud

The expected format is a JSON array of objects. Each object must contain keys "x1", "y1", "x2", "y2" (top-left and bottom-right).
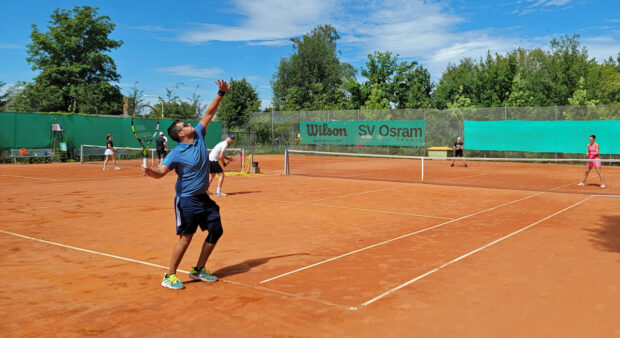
[
  {"x1": 156, "y1": 65, "x2": 225, "y2": 78},
  {"x1": 170, "y1": 0, "x2": 617, "y2": 81},
  {"x1": 127, "y1": 25, "x2": 173, "y2": 32},
  {"x1": 247, "y1": 39, "x2": 291, "y2": 47},
  {"x1": 583, "y1": 36, "x2": 620, "y2": 61},
  {"x1": 512, "y1": 0, "x2": 573, "y2": 15},
  {"x1": 0, "y1": 42, "x2": 22, "y2": 49},
  {"x1": 178, "y1": 0, "x2": 337, "y2": 43}
]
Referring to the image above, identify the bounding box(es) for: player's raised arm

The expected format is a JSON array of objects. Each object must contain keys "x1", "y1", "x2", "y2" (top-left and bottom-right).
[{"x1": 199, "y1": 80, "x2": 232, "y2": 130}]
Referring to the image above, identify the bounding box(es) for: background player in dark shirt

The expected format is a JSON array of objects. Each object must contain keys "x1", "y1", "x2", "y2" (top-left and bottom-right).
[
  {"x1": 450, "y1": 137, "x2": 468, "y2": 167},
  {"x1": 156, "y1": 132, "x2": 168, "y2": 166}
]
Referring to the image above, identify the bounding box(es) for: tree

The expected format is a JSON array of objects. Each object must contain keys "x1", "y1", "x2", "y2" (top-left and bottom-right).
[
  {"x1": 432, "y1": 58, "x2": 480, "y2": 109},
  {"x1": 151, "y1": 84, "x2": 203, "y2": 120},
  {"x1": 505, "y1": 73, "x2": 537, "y2": 107},
  {"x1": 217, "y1": 78, "x2": 261, "y2": 130},
  {"x1": 20, "y1": 6, "x2": 123, "y2": 114},
  {"x1": 124, "y1": 82, "x2": 143, "y2": 115},
  {"x1": 361, "y1": 87, "x2": 390, "y2": 110},
  {"x1": 547, "y1": 34, "x2": 592, "y2": 105},
  {"x1": 568, "y1": 77, "x2": 599, "y2": 106},
  {"x1": 271, "y1": 25, "x2": 355, "y2": 111},
  {"x1": 358, "y1": 51, "x2": 432, "y2": 109},
  {"x1": 1, "y1": 82, "x2": 28, "y2": 112},
  {"x1": 0, "y1": 81, "x2": 7, "y2": 109},
  {"x1": 592, "y1": 56, "x2": 620, "y2": 105}
]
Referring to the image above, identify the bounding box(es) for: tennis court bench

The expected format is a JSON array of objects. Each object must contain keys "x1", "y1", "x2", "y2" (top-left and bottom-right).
[{"x1": 9, "y1": 148, "x2": 55, "y2": 163}]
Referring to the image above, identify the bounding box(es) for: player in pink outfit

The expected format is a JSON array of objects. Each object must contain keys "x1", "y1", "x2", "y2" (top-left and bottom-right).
[{"x1": 578, "y1": 135, "x2": 605, "y2": 188}]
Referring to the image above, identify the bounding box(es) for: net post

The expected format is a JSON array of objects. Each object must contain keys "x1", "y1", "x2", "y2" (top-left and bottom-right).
[
  {"x1": 80, "y1": 144, "x2": 84, "y2": 163},
  {"x1": 421, "y1": 157, "x2": 424, "y2": 181},
  {"x1": 284, "y1": 149, "x2": 289, "y2": 175}
]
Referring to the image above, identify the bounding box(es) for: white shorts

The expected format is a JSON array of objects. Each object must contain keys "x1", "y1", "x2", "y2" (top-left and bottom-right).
[{"x1": 104, "y1": 149, "x2": 114, "y2": 156}]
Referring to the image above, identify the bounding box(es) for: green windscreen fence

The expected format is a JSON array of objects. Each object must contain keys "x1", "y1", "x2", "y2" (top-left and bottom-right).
[
  {"x1": 0, "y1": 112, "x2": 222, "y2": 150},
  {"x1": 464, "y1": 120, "x2": 620, "y2": 154}
]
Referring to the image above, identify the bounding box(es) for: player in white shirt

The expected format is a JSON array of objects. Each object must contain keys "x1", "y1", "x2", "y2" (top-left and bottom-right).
[{"x1": 208, "y1": 134, "x2": 235, "y2": 196}]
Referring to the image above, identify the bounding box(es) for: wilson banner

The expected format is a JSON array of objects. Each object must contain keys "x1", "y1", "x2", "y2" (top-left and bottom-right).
[{"x1": 300, "y1": 120, "x2": 425, "y2": 146}]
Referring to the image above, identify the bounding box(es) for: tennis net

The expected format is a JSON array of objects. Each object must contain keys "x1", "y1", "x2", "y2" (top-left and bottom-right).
[
  {"x1": 80, "y1": 144, "x2": 245, "y2": 171},
  {"x1": 284, "y1": 149, "x2": 620, "y2": 195}
]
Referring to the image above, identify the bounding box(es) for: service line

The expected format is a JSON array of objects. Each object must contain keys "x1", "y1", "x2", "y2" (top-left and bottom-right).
[
  {"x1": 259, "y1": 190, "x2": 545, "y2": 284},
  {"x1": 360, "y1": 195, "x2": 591, "y2": 307}
]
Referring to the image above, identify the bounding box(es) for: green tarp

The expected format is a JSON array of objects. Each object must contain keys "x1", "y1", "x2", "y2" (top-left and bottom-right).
[
  {"x1": 464, "y1": 120, "x2": 620, "y2": 154},
  {"x1": 300, "y1": 120, "x2": 425, "y2": 146},
  {"x1": 0, "y1": 112, "x2": 222, "y2": 150}
]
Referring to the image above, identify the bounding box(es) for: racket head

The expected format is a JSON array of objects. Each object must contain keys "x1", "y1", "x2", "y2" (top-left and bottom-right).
[{"x1": 130, "y1": 105, "x2": 161, "y2": 157}]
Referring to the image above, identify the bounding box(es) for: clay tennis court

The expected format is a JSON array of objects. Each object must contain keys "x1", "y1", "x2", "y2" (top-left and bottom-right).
[{"x1": 1, "y1": 156, "x2": 619, "y2": 336}]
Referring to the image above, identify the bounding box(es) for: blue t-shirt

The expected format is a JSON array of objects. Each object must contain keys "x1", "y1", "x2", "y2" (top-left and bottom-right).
[{"x1": 162, "y1": 123, "x2": 210, "y2": 197}]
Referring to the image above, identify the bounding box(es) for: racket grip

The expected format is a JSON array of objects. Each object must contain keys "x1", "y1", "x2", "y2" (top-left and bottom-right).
[{"x1": 142, "y1": 157, "x2": 147, "y2": 168}]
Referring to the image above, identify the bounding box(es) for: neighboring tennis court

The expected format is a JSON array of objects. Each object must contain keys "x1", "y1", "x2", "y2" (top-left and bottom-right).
[{"x1": 1, "y1": 156, "x2": 619, "y2": 336}]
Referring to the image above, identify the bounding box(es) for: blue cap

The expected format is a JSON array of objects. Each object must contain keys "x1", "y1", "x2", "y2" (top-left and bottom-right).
[{"x1": 227, "y1": 133, "x2": 235, "y2": 139}]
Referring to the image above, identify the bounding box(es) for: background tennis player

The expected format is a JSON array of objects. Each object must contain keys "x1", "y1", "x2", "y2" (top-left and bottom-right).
[
  {"x1": 208, "y1": 133, "x2": 235, "y2": 197},
  {"x1": 450, "y1": 136, "x2": 467, "y2": 167},
  {"x1": 578, "y1": 134, "x2": 606, "y2": 188}
]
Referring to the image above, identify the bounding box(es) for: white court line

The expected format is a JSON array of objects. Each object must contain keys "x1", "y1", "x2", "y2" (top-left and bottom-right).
[
  {"x1": 308, "y1": 185, "x2": 409, "y2": 202},
  {"x1": 0, "y1": 174, "x2": 160, "y2": 189},
  {"x1": 0, "y1": 229, "x2": 356, "y2": 311},
  {"x1": 0, "y1": 173, "x2": 58, "y2": 181},
  {"x1": 236, "y1": 196, "x2": 454, "y2": 220},
  {"x1": 21, "y1": 194, "x2": 174, "y2": 211},
  {"x1": 433, "y1": 172, "x2": 490, "y2": 182},
  {"x1": 360, "y1": 196, "x2": 591, "y2": 307},
  {"x1": 259, "y1": 191, "x2": 545, "y2": 284}
]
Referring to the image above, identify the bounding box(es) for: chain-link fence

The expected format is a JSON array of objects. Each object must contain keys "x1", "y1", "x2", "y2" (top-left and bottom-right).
[{"x1": 225, "y1": 105, "x2": 619, "y2": 159}]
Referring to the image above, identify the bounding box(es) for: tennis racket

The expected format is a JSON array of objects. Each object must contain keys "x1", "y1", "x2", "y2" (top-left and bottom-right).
[
  {"x1": 222, "y1": 156, "x2": 233, "y2": 167},
  {"x1": 130, "y1": 104, "x2": 160, "y2": 167}
]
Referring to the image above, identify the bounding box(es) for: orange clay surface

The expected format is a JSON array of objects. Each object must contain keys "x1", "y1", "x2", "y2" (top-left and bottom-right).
[{"x1": 1, "y1": 155, "x2": 619, "y2": 337}]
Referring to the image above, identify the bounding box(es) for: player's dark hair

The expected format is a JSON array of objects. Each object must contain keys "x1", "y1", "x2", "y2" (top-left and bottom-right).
[
  {"x1": 590, "y1": 134, "x2": 596, "y2": 140},
  {"x1": 168, "y1": 120, "x2": 182, "y2": 142}
]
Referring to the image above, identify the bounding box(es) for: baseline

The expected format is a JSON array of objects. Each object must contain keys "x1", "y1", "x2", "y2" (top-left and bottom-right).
[
  {"x1": 0, "y1": 229, "x2": 356, "y2": 311},
  {"x1": 0, "y1": 173, "x2": 58, "y2": 182}
]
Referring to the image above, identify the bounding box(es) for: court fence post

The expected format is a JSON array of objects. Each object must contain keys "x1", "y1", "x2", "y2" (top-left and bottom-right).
[
  {"x1": 284, "y1": 149, "x2": 289, "y2": 175},
  {"x1": 80, "y1": 144, "x2": 84, "y2": 163}
]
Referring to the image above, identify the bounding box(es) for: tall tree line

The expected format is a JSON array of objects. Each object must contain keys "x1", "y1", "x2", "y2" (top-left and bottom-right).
[{"x1": 1, "y1": 8, "x2": 618, "y2": 122}]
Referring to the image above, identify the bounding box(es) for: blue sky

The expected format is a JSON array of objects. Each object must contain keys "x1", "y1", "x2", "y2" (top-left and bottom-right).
[{"x1": 1, "y1": 0, "x2": 618, "y2": 109}]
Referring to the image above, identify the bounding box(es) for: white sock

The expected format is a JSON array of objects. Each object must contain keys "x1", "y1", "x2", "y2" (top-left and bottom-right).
[{"x1": 217, "y1": 188, "x2": 221, "y2": 193}]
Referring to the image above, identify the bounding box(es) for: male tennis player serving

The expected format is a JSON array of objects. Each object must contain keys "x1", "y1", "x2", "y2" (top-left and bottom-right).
[{"x1": 142, "y1": 80, "x2": 231, "y2": 290}]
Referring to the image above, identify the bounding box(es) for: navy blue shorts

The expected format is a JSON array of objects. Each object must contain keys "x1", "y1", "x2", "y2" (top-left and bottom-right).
[{"x1": 174, "y1": 194, "x2": 222, "y2": 236}]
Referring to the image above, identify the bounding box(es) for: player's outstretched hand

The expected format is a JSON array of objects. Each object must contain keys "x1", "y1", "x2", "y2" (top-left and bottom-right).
[
  {"x1": 141, "y1": 166, "x2": 150, "y2": 176},
  {"x1": 215, "y1": 80, "x2": 232, "y2": 93}
]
